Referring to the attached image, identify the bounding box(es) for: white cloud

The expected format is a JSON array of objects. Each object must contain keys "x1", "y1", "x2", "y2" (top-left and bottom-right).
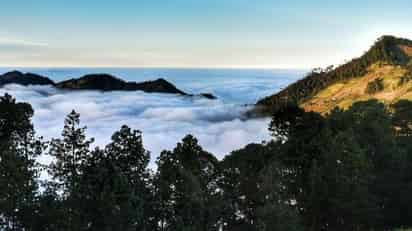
[
  {"x1": 0, "y1": 37, "x2": 48, "y2": 47},
  {"x1": 0, "y1": 84, "x2": 272, "y2": 169},
  {"x1": 0, "y1": 68, "x2": 302, "y2": 173}
]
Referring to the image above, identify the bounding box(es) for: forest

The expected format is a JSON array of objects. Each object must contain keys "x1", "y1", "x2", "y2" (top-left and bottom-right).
[{"x1": 2, "y1": 92, "x2": 412, "y2": 231}]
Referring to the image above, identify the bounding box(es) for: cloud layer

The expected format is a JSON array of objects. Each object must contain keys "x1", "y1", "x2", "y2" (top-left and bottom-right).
[
  {"x1": 0, "y1": 85, "x2": 270, "y2": 167},
  {"x1": 0, "y1": 69, "x2": 301, "y2": 168}
]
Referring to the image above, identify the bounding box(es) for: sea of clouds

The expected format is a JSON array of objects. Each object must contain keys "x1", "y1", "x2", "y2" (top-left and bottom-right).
[
  {"x1": 0, "y1": 68, "x2": 303, "y2": 168},
  {"x1": 0, "y1": 84, "x2": 272, "y2": 168}
]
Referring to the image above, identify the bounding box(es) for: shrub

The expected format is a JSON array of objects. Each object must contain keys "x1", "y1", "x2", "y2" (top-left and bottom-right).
[{"x1": 366, "y1": 78, "x2": 384, "y2": 94}]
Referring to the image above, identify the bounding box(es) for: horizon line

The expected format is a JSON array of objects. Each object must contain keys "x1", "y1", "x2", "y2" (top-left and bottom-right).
[{"x1": 0, "y1": 65, "x2": 310, "y2": 71}]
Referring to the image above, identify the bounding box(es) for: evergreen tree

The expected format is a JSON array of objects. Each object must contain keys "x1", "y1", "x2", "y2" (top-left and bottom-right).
[
  {"x1": 31, "y1": 184, "x2": 65, "y2": 231},
  {"x1": 267, "y1": 101, "x2": 384, "y2": 231},
  {"x1": 78, "y1": 125, "x2": 154, "y2": 231},
  {"x1": 219, "y1": 143, "x2": 273, "y2": 231},
  {"x1": 256, "y1": 163, "x2": 302, "y2": 231},
  {"x1": 49, "y1": 110, "x2": 93, "y2": 191},
  {"x1": 48, "y1": 110, "x2": 93, "y2": 230},
  {"x1": 155, "y1": 135, "x2": 220, "y2": 231},
  {"x1": 0, "y1": 94, "x2": 42, "y2": 230},
  {"x1": 392, "y1": 100, "x2": 412, "y2": 136}
]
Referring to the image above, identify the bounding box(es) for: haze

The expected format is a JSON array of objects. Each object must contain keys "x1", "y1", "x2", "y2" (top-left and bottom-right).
[{"x1": 1, "y1": 0, "x2": 412, "y2": 68}]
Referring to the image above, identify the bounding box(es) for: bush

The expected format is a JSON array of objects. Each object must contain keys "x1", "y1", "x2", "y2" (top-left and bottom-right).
[
  {"x1": 398, "y1": 70, "x2": 412, "y2": 86},
  {"x1": 366, "y1": 78, "x2": 384, "y2": 94}
]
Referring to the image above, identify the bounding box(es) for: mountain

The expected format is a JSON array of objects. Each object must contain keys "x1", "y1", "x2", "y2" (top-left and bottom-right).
[
  {"x1": 256, "y1": 35, "x2": 412, "y2": 114},
  {"x1": 56, "y1": 74, "x2": 188, "y2": 95},
  {"x1": 122, "y1": 78, "x2": 187, "y2": 95},
  {"x1": 0, "y1": 71, "x2": 216, "y2": 98},
  {"x1": 56, "y1": 74, "x2": 127, "y2": 91},
  {"x1": 0, "y1": 71, "x2": 55, "y2": 86}
]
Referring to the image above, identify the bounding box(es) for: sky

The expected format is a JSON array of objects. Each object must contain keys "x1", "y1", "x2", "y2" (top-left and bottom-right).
[{"x1": 1, "y1": 0, "x2": 412, "y2": 68}]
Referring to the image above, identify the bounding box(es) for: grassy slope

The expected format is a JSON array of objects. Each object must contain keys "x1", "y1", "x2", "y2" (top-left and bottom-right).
[
  {"x1": 255, "y1": 36, "x2": 412, "y2": 115},
  {"x1": 301, "y1": 62, "x2": 412, "y2": 113}
]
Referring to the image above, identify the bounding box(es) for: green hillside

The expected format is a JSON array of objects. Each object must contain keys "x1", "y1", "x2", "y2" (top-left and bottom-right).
[{"x1": 256, "y1": 35, "x2": 412, "y2": 114}]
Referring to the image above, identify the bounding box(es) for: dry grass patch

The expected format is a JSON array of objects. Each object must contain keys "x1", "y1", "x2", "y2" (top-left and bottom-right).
[{"x1": 301, "y1": 63, "x2": 410, "y2": 114}]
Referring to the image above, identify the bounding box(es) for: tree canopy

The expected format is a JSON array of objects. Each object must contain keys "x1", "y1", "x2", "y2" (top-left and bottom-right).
[{"x1": 2, "y1": 93, "x2": 412, "y2": 230}]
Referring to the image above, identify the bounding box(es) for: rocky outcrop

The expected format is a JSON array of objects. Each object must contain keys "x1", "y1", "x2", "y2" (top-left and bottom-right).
[{"x1": 0, "y1": 71, "x2": 55, "y2": 86}]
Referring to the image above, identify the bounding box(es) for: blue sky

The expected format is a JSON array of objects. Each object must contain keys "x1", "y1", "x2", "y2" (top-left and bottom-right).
[{"x1": 1, "y1": 0, "x2": 411, "y2": 68}]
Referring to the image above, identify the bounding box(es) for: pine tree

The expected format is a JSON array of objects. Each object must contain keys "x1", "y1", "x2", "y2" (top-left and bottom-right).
[
  {"x1": 48, "y1": 110, "x2": 93, "y2": 230},
  {"x1": 0, "y1": 94, "x2": 42, "y2": 230},
  {"x1": 77, "y1": 125, "x2": 154, "y2": 231},
  {"x1": 49, "y1": 110, "x2": 93, "y2": 194},
  {"x1": 155, "y1": 135, "x2": 220, "y2": 231}
]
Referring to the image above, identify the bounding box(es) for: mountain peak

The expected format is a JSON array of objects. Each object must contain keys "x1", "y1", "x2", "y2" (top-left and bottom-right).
[
  {"x1": 0, "y1": 71, "x2": 55, "y2": 86},
  {"x1": 3, "y1": 70, "x2": 24, "y2": 77},
  {"x1": 366, "y1": 35, "x2": 412, "y2": 65}
]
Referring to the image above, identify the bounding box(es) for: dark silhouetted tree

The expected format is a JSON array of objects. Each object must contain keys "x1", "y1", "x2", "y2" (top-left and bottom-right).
[
  {"x1": 155, "y1": 135, "x2": 220, "y2": 231},
  {"x1": 0, "y1": 94, "x2": 42, "y2": 230}
]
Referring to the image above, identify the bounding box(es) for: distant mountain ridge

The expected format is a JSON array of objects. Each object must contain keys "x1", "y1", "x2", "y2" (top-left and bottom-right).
[
  {"x1": 0, "y1": 71, "x2": 55, "y2": 86},
  {"x1": 56, "y1": 74, "x2": 187, "y2": 95},
  {"x1": 0, "y1": 71, "x2": 216, "y2": 99},
  {"x1": 256, "y1": 35, "x2": 412, "y2": 114}
]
